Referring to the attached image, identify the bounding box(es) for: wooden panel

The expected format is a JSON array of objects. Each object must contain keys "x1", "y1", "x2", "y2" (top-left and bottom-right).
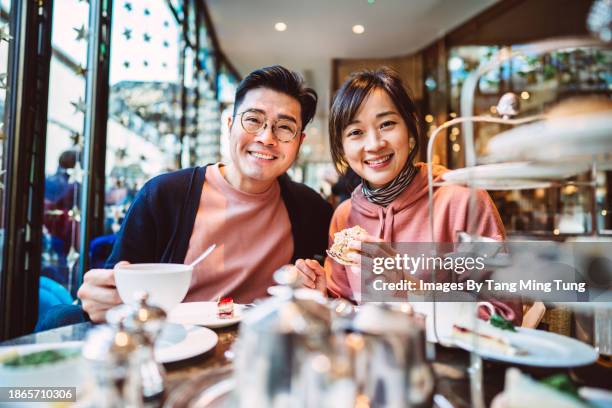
[
  {"x1": 447, "y1": 0, "x2": 592, "y2": 46},
  {"x1": 332, "y1": 54, "x2": 423, "y2": 101}
]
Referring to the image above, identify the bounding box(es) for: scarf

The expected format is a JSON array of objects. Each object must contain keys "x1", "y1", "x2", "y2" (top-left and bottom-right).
[{"x1": 361, "y1": 161, "x2": 418, "y2": 207}]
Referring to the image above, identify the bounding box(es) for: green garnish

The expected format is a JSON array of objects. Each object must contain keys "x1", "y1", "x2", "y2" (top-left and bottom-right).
[
  {"x1": 489, "y1": 313, "x2": 516, "y2": 332},
  {"x1": 540, "y1": 374, "x2": 588, "y2": 404},
  {"x1": 2, "y1": 349, "x2": 80, "y2": 367}
]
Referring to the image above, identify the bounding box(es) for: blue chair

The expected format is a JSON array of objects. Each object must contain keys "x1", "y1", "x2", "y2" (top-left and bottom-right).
[
  {"x1": 35, "y1": 276, "x2": 75, "y2": 332},
  {"x1": 35, "y1": 234, "x2": 117, "y2": 331}
]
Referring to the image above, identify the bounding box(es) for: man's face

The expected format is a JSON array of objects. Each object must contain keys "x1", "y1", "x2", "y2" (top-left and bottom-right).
[{"x1": 227, "y1": 88, "x2": 304, "y2": 188}]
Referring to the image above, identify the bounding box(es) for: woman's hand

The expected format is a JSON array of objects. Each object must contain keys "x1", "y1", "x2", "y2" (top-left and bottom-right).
[
  {"x1": 77, "y1": 261, "x2": 128, "y2": 323},
  {"x1": 345, "y1": 233, "x2": 416, "y2": 295},
  {"x1": 346, "y1": 232, "x2": 397, "y2": 265},
  {"x1": 295, "y1": 258, "x2": 327, "y2": 295}
]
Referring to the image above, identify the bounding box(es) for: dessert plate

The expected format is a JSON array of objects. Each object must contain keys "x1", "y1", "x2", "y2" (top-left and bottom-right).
[
  {"x1": 0, "y1": 342, "x2": 85, "y2": 388},
  {"x1": 0, "y1": 325, "x2": 218, "y2": 369},
  {"x1": 448, "y1": 326, "x2": 598, "y2": 367},
  {"x1": 442, "y1": 162, "x2": 590, "y2": 182},
  {"x1": 484, "y1": 112, "x2": 612, "y2": 166},
  {"x1": 437, "y1": 178, "x2": 552, "y2": 190},
  {"x1": 155, "y1": 323, "x2": 218, "y2": 363}
]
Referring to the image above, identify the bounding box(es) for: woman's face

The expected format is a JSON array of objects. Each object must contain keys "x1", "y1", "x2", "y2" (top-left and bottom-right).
[{"x1": 341, "y1": 88, "x2": 410, "y2": 188}]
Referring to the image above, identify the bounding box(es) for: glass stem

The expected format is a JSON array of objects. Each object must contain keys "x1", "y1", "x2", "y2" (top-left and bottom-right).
[{"x1": 468, "y1": 351, "x2": 485, "y2": 408}]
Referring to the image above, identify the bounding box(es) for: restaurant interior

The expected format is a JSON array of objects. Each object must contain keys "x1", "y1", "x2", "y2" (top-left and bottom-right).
[{"x1": 0, "y1": 0, "x2": 611, "y2": 407}]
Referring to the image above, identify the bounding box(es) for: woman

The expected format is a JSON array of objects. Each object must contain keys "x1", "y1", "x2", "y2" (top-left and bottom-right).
[{"x1": 296, "y1": 67, "x2": 521, "y2": 324}]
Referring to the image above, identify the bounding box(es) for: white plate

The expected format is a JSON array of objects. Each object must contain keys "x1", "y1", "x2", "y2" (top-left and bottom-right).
[
  {"x1": 0, "y1": 341, "x2": 84, "y2": 356},
  {"x1": 579, "y1": 387, "x2": 612, "y2": 408},
  {"x1": 267, "y1": 286, "x2": 327, "y2": 302},
  {"x1": 0, "y1": 325, "x2": 218, "y2": 371},
  {"x1": 442, "y1": 162, "x2": 590, "y2": 182},
  {"x1": 155, "y1": 323, "x2": 218, "y2": 363},
  {"x1": 448, "y1": 327, "x2": 598, "y2": 367},
  {"x1": 492, "y1": 370, "x2": 612, "y2": 408},
  {"x1": 485, "y1": 112, "x2": 612, "y2": 164},
  {"x1": 438, "y1": 178, "x2": 552, "y2": 191},
  {"x1": 168, "y1": 302, "x2": 243, "y2": 328},
  {"x1": 0, "y1": 342, "x2": 86, "y2": 389}
]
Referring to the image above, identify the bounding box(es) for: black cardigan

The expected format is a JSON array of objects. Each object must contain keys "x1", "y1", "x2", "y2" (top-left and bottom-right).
[{"x1": 105, "y1": 165, "x2": 333, "y2": 268}]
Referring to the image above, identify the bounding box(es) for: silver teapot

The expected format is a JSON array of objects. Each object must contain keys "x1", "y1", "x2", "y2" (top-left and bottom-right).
[
  {"x1": 347, "y1": 303, "x2": 435, "y2": 408},
  {"x1": 233, "y1": 266, "x2": 336, "y2": 408}
]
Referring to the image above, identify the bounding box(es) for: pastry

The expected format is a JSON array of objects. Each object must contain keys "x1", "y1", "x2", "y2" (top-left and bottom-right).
[{"x1": 326, "y1": 225, "x2": 367, "y2": 266}]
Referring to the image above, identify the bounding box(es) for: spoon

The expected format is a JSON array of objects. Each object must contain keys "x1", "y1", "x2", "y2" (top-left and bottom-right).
[{"x1": 188, "y1": 243, "x2": 216, "y2": 267}]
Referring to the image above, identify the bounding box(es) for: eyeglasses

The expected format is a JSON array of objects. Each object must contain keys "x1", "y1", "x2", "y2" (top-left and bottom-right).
[{"x1": 238, "y1": 109, "x2": 299, "y2": 143}]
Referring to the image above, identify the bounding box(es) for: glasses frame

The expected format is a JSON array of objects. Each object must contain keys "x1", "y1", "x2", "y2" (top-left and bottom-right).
[{"x1": 237, "y1": 109, "x2": 300, "y2": 143}]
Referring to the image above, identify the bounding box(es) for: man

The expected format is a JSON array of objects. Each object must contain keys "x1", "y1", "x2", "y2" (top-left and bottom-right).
[{"x1": 76, "y1": 65, "x2": 332, "y2": 323}]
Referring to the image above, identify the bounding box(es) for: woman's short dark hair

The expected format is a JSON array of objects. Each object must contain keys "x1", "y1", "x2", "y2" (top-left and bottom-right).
[
  {"x1": 233, "y1": 65, "x2": 318, "y2": 131},
  {"x1": 329, "y1": 67, "x2": 420, "y2": 173}
]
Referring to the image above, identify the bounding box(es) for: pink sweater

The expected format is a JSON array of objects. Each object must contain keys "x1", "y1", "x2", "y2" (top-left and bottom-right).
[
  {"x1": 326, "y1": 163, "x2": 521, "y2": 323},
  {"x1": 183, "y1": 164, "x2": 293, "y2": 303}
]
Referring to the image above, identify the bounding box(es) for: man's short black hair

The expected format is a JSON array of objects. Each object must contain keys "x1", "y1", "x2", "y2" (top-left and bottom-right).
[{"x1": 232, "y1": 65, "x2": 318, "y2": 131}]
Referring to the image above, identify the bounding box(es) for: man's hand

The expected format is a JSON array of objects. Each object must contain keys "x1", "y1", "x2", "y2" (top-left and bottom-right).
[
  {"x1": 77, "y1": 261, "x2": 128, "y2": 323},
  {"x1": 295, "y1": 258, "x2": 327, "y2": 295}
]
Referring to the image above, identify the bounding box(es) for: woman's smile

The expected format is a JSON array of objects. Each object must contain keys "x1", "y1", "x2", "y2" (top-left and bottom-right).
[{"x1": 364, "y1": 153, "x2": 394, "y2": 168}]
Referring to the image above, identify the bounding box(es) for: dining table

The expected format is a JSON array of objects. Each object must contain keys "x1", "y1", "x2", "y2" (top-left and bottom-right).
[{"x1": 2, "y1": 321, "x2": 611, "y2": 407}]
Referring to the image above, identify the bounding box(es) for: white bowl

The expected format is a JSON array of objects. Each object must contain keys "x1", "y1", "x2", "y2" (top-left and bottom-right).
[{"x1": 114, "y1": 263, "x2": 192, "y2": 311}]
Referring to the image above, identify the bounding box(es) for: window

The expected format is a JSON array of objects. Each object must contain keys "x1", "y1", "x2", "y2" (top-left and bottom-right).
[
  {"x1": 103, "y1": 0, "x2": 222, "y2": 247},
  {"x1": 0, "y1": 0, "x2": 12, "y2": 271},
  {"x1": 1, "y1": 0, "x2": 232, "y2": 337},
  {"x1": 104, "y1": 0, "x2": 183, "y2": 243},
  {"x1": 448, "y1": 45, "x2": 612, "y2": 236},
  {"x1": 41, "y1": 0, "x2": 91, "y2": 298}
]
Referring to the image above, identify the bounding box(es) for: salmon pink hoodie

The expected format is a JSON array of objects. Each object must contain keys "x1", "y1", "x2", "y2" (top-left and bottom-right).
[{"x1": 325, "y1": 162, "x2": 522, "y2": 324}]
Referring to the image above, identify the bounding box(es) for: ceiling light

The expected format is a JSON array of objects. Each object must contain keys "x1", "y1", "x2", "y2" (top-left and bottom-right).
[
  {"x1": 275, "y1": 22, "x2": 287, "y2": 32},
  {"x1": 352, "y1": 24, "x2": 365, "y2": 34}
]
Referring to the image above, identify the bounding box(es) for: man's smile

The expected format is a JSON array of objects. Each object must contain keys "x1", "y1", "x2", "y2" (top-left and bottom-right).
[{"x1": 248, "y1": 150, "x2": 278, "y2": 161}]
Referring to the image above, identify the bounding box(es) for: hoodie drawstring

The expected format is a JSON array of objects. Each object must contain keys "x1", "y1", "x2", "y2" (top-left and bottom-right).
[
  {"x1": 377, "y1": 206, "x2": 396, "y2": 242},
  {"x1": 375, "y1": 207, "x2": 384, "y2": 238}
]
